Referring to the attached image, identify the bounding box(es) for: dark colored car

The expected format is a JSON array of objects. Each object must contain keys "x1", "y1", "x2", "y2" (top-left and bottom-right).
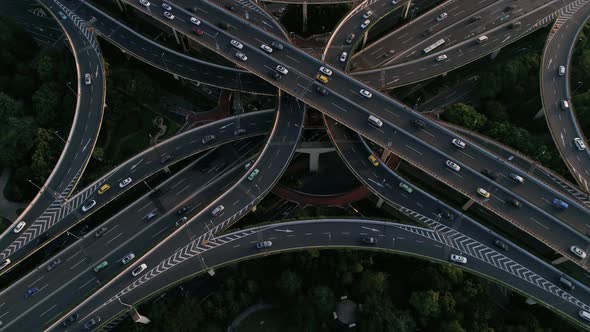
[
  {"x1": 317, "y1": 86, "x2": 329, "y2": 96},
  {"x1": 508, "y1": 198, "x2": 522, "y2": 208},
  {"x1": 25, "y1": 287, "x2": 39, "y2": 299},
  {"x1": 438, "y1": 208, "x2": 454, "y2": 221},
  {"x1": 177, "y1": 206, "x2": 189, "y2": 215},
  {"x1": 46, "y1": 258, "x2": 61, "y2": 271},
  {"x1": 345, "y1": 33, "x2": 355, "y2": 44},
  {"x1": 160, "y1": 154, "x2": 172, "y2": 164},
  {"x1": 494, "y1": 239, "x2": 509, "y2": 251},
  {"x1": 218, "y1": 22, "x2": 230, "y2": 30},
  {"x1": 83, "y1": 316, "x2": 101, "y2": 330},
  {"x1": 62, "y1": 313, "x2": 79, "y2": 327},
  {"x1": 192, "y1": 27, "x2": 204, "y2": 35},
  {"x1": 469, "y1": 15, "x2": 481, "y2": 23},
  {"x1": 94, "y1": 227, "x2": 108, "y2": 238},
  {"x1": 422, "y1": 28, "x2": 433, "y2": 37},
  {"x1": 268, "y1": 71, "x2": 281, "y2": 80},
  {"x1": 225, "y1": 4, "x2": 236, "y2": 12},
  {"x1": 481, "y1": 169, "x2": 499, "y2": 180},
  {"x1": 411, "y1": 119, "x2": 425, "y2": 129}
]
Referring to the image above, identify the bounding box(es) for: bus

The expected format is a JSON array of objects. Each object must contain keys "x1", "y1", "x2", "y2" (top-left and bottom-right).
[{"x1": 423, "y1": 39, "x2": 445, "y2": 54}]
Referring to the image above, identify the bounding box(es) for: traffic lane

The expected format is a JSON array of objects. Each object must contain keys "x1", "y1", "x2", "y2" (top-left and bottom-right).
[
  {"x1": 351, "y1": 1, "x2": 557, "y2": 85},
  {"x1": 130, "y1": 0, "x2": 590, "y2": 256},
  {"x1": 375, "y1": 0, "x2": 553, "y2": 66},
  {"x1": 351, "y1": 0, "x2": 495, "y2": 69},
  {"x1": 541, "y1": 4, "x2": 590, "y2": 193},
  {"x1": 174, "y1": 0, "x2": 289, "y2": 39},
  {"x1": 325, "y1": 0, "x2": 409, "y2": 70},
  {"x1": 59, "y1": 96, "x2": 305, "y2": 330},
  {"x1": 2, "y1": 145, "x2": 258, "y2": 331},
  {"x1": 0, "y1": 110, "x2": 275, "y2": 266},
  {"x1": 67, "y1": 0, "x2": 276, "y2": 94},
  {"x1": 0, "y1": 0, "x2": 106, "y2": 255},
  {"x1": 327, "y1": 118, "x2": 590, "y2": 307},
  {"x1": 65, "y1": 220, "x2": 590, "y2": 331}
]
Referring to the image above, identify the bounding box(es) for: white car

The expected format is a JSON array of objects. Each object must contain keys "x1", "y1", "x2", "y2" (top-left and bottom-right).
[
  {"x1": 436, "y1": 54, "x2": 448, "y2": 62},
  {"x1": 276, "y1": 65, "x2": 289, "y2": 75},
  {"x1": 235, "y1": 52, "x2": 247, "y2": 61},
  {"x1": 139, "y1": 0, "x2": 150, "y2": 6},
  {"x1": 445, "y1": 160, "x2": 461, "y2": 172},
  {"x1": 256, "y1": 241, "x2": 272, "y2": 249},
  {"x1": 363, "y1": 10, "x2": 373, "y2": 19},
  {"x1": 81, "y1": 200, "x2": 97, "y2": 212},
  {"x1": 131, "y1": 263, "x2": 147, "y2": 277},
  {"x1": 436, "y1": 12, "x2": 448, "y2": 21},
  {"x1": 163, "y1": 11, "x2": 174, "y2": 20},
  {"x1": 230, "y1": 39, "x2": 243, "y2": 49},
  {"x1": 574, "y1": 137, "x2": 586, "y2": 151},
  {"x1": 13, "y1": 221, "x2": 26, "y2": 234},
  {"x1": 260, "y1": 44, "x2": 273, "y2": 53},
  {"x1": 119, "y1": 177, "x2": 132, "y2": 188},
  {"x1": 360, "y1": 89, "x2": 372, "y2": 98},
  {"x1": 450, "y1": 254, "x2": 467, "y2": 264},
  {"x1": 319, "y1": 66, "x2": 333, "y2": 76},
  {"x1": 570, "y1": 246, "x2": 587, "y2": 259},
  {"x1": 161, "y1": 2, "x2": 172, "y2": 10},
  {"x1": 339, "y1": 52, "x2": 348, "y2": 63},
  {"x1": 361, "y1": 19, "x2": 371, "y2": 29},
  {"x1": 451, "y1": 138, "x2": 466, "y2": 149},
  {"x1": 121, "y1": 252, "x2": 136, "y2": 265},
  {"x1": 84, "y1": 73, "x2": 92, "y2": 85},
  {"x1": 190, "y1": 17, "x2": 201, "y2": 25}
]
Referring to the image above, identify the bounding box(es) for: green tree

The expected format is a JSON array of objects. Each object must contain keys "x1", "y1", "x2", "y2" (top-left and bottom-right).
[
  {"x1": 32, "y1": 82, "x2": 61, "y2": 126},
  {"x1": 0, "y1": 92, "x2": 23, "y2": 119},
  {"x1": 361, "y1": 295, "x2": 416, "y2": 332},
  {"x1": 37, "y1": 55, "x2": 56, "y2": 82},
  {"x1": 359, "y1": 271, "x2": 388, "y2": 296},
  {"x1": 277, "y1": 270, "x2": 302, "y2": 297},
  {"x1": 309, "y1": 286, "x2": 335, "y2": 314},
  {"x1": 441, "y1": 320, "x2": 466, "y2": 332},
  {"x1": 31, "y1": 128, "x2": 60, "y2": 180},
  {"x1": 409, "y1": 290, "x2": 440, "y2": 318},
  {"x1": 442, "y1": 103, "x2": 487, "y2": 131}
]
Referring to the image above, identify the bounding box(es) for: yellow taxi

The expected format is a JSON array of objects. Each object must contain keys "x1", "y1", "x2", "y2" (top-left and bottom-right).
[
  {"x1": 98, "y1": 184, "x2": 110, "y2": 195},
  {"x1": 315, "y1": 74, "x2": 329, "y2": 84},
  {"x1": 368, "y1": 155, "x2": 379, "y2": 167}
]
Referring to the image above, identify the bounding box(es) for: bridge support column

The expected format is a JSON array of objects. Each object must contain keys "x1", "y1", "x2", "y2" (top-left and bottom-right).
[
  {"x1": 551, "y1": 255, "x2": 569, "y2": 265},
  {"x1": 490, "y1": 48, "x2": 501, "y2": 60},
  {"x1": 376, "y1": 197, "x2": 385, "y2": 209},
  {"x1": 172, "y1": 28, "x2": 181, "y2": 45},
  {"x1": 309, "y1": 151, "x2": 320, "y2": 172},
  {"x1": 115, "y1": 0, "x2": 125, "y2": 12},
  {"x1": 381, "y1": 149, "x2": 391, "y2": 162},
  {"x1": 172, "y1": 73, "x2": 179, "y2": 80},
  {"x1": 302, "y1": 2, "x2": 308, "y2": 33},
  {"x1": 129, "y1": 307, "x2": 151, "y2": 324},
  {"x1": 362, "y1": 31, "x2": 369, "y2": 48},
  {"x1": 163, "y1": 166, "x2": 171, "y2": 174},
  {"x1": 402, "y1": 0, "x2": 413, "y2": 20},
  {"x1": 461, "y1": 199, "x2": 475, "y2": 211}
]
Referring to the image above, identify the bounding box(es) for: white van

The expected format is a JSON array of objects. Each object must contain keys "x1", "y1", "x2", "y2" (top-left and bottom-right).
[
  {"x1": 368, "y1": 115, "x2": 383, "y2": 128},
  {"x1": 580, "y1": 310, "x2": 590, "y2": 322},
  {"x1": 476, "y1": 35, "x2": 488, "y2": 44}
]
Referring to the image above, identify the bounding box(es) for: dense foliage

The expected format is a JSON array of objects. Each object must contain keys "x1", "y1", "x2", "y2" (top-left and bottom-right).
[
  {"x1": 117, "y1": 250, "x2": 574, "y2": 332},
  {"x1": 571, "y1": 23, "x2": 590, "y2": 137},
  {"x1": 0, "y1": 17, "x2": 76, "y2": 201}
]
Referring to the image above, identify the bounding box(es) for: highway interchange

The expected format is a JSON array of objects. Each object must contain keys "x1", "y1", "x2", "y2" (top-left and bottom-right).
[{"x1": 2, "y1": 0, "x2": 590, "y2": 330}]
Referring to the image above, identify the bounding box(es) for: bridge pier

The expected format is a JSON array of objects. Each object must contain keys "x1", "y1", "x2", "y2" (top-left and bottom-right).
[
  {"x1": 490, "y1": 48, "x2": 501, "y2": 60},
  {"x1": 551, "y1": 255, "x2": 569, "y2": 265},
  {"x1": 302, "y1": 2, "x2": 308, "y2": 33},
  {"x1": 296, "y1": 142, "x2": 336, "y2": 173},
  {"x1": 402, "y1": 0, "x2": 413, "y2": 20},
  {"x1": 115, "y1": 0, "x2": 125, "y2": 12},
  {"x1": 172, "y1": 28, "x2": 181, "y2": 45},
  {"x1": 129, "y1": 307, "x2": 151, "y2": 324},
  {"x1": 376, "y1": 197, "x2": 385, "y2": 208},
  {"x1": 461, "y1": 198, "x2": 475, "y2": 211},
  {"x1": 361, "y1": 31, "x2": 369, "y2": 48}
]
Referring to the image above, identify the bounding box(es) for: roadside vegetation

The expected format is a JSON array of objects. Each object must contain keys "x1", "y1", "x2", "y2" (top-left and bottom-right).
[
  {"x1": 570, "y1": 22, "x2": 590, "y2": 138},
  {"x1": 116, "y1": 250, "x2": 575, "y2": 332},
  {"x1": 0, "y1": 17, "x2": 76, "y2": 201}
]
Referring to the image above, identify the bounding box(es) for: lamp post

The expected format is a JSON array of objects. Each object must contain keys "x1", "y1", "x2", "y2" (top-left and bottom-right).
[
  {"x1": 572, "y1": 81, "x2": 584, "y2": 95},
  {"x1": 53, "y1": 130, "x2": 66, "y2": 144},
  {"x1": 148, "y1": 133, "x2": 163, "y2": 159},
  {"x1": 66, "y1": 81, "x2": 77, "y2": 96}
]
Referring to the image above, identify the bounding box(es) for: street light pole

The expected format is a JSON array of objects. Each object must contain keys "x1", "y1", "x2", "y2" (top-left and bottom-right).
[
  {"x1": 572, "y1": 81, "x2": 584, "y2": 95},
  {"x1": 53, "y1": 130, "x2": 67, "y2": 144},
  {"x1": 148, "y1": 133, "x2": 163, "y2": 159},
  {"x1": 66, "y1": 81, "x2": 77, "y2": 96},
  {"x1": 28, "y1": 179, "x2": 63, "y2": 201}
]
